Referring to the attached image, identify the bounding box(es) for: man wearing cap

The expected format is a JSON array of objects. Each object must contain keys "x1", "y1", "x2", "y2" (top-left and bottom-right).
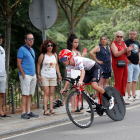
[{"x1": 0, "y1": 33, "x2": 11, "y2": 119}]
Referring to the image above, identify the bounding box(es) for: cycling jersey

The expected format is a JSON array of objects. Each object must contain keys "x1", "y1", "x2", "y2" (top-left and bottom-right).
[{"x1": 66, "y1": 56, "x2": 96, "y2": 77}]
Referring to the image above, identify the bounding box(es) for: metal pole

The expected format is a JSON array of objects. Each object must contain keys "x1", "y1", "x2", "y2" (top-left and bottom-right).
[
  {"x1": 41, "y1": 0, "x2": 47, "y2": 42},
  {"x1": 36, "y1": 83, "x2": 40, "y2": 108},
  {"x1": 60, "y1": 81, "x2": 63, "y2": 100},
  {"x1": 11, "y1": 83, "x2": 15, "y2": 114}
]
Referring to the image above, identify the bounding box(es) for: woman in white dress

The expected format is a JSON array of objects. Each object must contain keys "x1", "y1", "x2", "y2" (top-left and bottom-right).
[{"x1": 67, "y1": 34, "x2": 87, "y2": 113}]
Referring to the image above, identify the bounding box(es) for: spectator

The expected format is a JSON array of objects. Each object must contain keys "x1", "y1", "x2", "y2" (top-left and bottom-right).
[
  {"x1": 17, "y1": 33, "x2": 39, "y2": 119},
  {"x1": 0, "y1": 33, "x2": 11, "y2": 118},
  {"x1": 37, "y1": 39, "x2": 62, "y2": 115},
  {"x1": 110, "y1": 31, "x2": 134, "y2": 97},
  {"x1": 90, "y1": 35, "x2": 111, "y2": 104},
  {"x1": 125, "y1": 29, "x2": 140, "y2": 101},
  {"x1": 67, "y1": 34, "x2": 87, "y2": 113}
]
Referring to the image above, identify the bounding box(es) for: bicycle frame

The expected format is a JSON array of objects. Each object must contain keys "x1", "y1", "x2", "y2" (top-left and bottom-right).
[{"x1": 73, "y1": 83, "x2": 99, "y2": 109}]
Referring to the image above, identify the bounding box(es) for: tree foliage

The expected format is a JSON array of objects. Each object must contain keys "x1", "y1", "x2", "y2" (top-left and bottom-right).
[
  {"x1": 88, "y1": 5, "x2": 140, "y2": 48},
  {"x1": 92, "y1": 0, "x2": 139, "y2": 8}
]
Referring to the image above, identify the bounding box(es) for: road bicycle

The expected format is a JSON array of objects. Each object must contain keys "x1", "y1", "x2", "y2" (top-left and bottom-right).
[{"x1": 63, "y1": 76, "x2": 126, "y2": 128}]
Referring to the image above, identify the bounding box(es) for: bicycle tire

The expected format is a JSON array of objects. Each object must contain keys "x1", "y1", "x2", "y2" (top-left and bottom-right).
[
  {"x1": 102, "y1": 86, "x2": 126, "y2": 121},
  {"x1": 66, "y1": 91, "x2": 94, "y2": 128}
]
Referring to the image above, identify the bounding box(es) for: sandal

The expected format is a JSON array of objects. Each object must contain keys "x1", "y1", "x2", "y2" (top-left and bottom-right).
[
  {"x1": 43, "y1": 110, "x2": 51, "y2": 116},
  {"x1": 50, "y1": 110, "x2": 57, "y2": 115}
]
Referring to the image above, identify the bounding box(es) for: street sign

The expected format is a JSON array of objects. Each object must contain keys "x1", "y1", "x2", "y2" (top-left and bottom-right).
[{"x1": 29, "y1": 0, "x2": 58, "y2": 30}]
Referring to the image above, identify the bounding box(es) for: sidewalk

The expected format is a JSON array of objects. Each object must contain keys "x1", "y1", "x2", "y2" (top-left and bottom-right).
[{"x1": 0, "y1": 90, "x2": 140, "y2": 137}]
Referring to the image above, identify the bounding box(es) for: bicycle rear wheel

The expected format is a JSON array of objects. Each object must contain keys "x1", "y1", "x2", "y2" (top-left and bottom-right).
[
  {"x1": 102, "y1": 86, "x2": 126, "y2": 121},
  {"x1": 66, "y1": 91, "x2": 94, "y2": 128}
]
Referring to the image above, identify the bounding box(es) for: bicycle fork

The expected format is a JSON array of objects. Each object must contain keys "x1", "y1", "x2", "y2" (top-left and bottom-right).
[{"x1": 76, "y1": 90, "x2": 83, "y2": 110}]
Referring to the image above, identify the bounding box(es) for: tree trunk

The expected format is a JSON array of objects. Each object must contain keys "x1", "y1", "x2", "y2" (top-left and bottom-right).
[
  {"x1": 4, "y1": 17, "x2": 11, "y2": 106},
  {"x1": 69, "y1": 22, "x2": 74, "y2": 36}
]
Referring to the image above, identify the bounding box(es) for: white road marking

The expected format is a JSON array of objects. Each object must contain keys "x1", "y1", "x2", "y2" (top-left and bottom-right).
[{"x1": 1, "y1": 105, "x2": 140, "y2": 140}]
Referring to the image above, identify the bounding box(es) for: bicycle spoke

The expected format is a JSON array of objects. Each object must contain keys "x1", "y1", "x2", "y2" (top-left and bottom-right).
[{"x1": 66, "y1": 91, "x2": 94, "y2": 128}]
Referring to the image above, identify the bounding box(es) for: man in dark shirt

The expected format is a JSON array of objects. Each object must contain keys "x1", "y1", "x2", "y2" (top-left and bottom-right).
[{"x1": 125, "y1": 29, "x2": 140, "y2": 101}]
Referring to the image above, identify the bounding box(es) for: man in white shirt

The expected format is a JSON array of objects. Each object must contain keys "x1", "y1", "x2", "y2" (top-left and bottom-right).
[{"x1": 0, "y1": 33, "x2": 11, "y2": 118}]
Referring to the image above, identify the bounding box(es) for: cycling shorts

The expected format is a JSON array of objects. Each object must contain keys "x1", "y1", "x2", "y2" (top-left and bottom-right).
[{"x1": 83, "y1": 63, "x2": 102, "y2": 83}]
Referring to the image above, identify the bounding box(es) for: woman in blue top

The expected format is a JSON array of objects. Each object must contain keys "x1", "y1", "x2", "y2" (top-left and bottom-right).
[{"x1": 90, "y1": 35, "x2": 111, "y2": 104}]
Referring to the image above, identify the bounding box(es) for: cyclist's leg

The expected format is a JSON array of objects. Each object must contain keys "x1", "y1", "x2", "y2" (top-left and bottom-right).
[{"x1": 90, "y1": 65, "x2": 114, "y2": 110}]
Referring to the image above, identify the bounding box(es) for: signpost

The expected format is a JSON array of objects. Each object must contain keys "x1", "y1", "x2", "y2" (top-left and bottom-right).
[{"x1": 29, "y1": 0, "x2": 58, "y2": 41}]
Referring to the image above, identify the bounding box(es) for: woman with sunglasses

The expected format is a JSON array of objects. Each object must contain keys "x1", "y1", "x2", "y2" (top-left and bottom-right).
[
  {"x1": 110, "y1": 31, "x2": 134, "y2": 97},
  {"x1": 37, "y1": 39, "x2": 62, "y2": 115}
]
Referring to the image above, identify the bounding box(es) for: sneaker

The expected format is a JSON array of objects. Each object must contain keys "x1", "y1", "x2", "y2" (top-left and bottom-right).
[
  {"x1": 128, "y1": 96, "x2": 135, "y2": 101},
  {"x1": 86, "y1": 105, "x2": 96, "y2": 113},
  {"x1": 27, "y1": 112, "x2": 39, "y2": 118},
  {"x1": 134, "y1": 95, "x2": 140, "y2": 100},
  {"x1": 21, "y1": 113, "x2": 30, "y2": 119},
  {"x1": 86, "y1": 107, "x2": 91, "y2": 113},
  {"x1": 80, "y1": 106, "x2": 84, "y2": 110},
  {"x1": 109, "y1": 96, "x2": 114, "y2": 110},
  {"x1": 73, "y1": 108, "x2": 84, "y2": 114}
]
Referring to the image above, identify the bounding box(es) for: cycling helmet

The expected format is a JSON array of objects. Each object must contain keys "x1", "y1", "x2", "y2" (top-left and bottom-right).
[{"x1": 59, "y1": 49, "x2": 73, "y2": 62}]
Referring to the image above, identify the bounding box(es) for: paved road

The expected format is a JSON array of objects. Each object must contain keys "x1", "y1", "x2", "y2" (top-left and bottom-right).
[{"x1": 1, "y1": 104, "x2": 140, "y2": 140}]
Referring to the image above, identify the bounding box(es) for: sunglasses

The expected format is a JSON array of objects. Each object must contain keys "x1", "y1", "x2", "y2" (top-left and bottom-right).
[
  {"x1": 117, "y1": 36, "x2": 123, "y2": 38},
  {"x1": 47, "y1": 44, "x2": 53, "y2": 47},
  {"x1": 28, "y1": 38, "x2": 35, "y2": 41}
]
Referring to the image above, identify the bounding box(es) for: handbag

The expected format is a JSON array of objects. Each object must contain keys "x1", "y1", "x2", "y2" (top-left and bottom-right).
[
  {"x1": 112, "y1": 43, "x2": 126, "y2": 67},
  {"x1": 117, "y1": 60, "x2": 126, "y2": 67}
]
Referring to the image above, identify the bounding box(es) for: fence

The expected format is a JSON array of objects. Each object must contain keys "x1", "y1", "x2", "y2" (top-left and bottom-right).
[
  {"x1": 2, "y1": 75, "x2": 140, "y2": 114},
  {"x1": 2, "y1": 81, "x2": 63, "y2": 114}
]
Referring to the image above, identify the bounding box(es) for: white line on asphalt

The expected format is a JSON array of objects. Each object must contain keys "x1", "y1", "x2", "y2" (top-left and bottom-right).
[{"x1": 1, "y1": 104, "x2": 140, "y2": 140}]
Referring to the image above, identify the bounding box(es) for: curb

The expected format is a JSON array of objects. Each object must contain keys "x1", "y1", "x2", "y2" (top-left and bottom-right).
[{"x1": 0, "y1": 115, "x2": 69, "y2": 138}]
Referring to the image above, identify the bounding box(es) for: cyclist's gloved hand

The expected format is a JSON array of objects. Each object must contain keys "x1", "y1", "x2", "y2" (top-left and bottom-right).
[{"x1": 77, "y1": 80, "x2": 83, "y2": 87}]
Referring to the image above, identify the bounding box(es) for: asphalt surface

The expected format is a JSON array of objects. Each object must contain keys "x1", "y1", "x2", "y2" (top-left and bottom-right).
[
  {"x1": 1, "y1": 105, "x2": 140, "y2": 140},
  {"x1": 0, "y1": 90, "x2": 140, "y2": 138}
]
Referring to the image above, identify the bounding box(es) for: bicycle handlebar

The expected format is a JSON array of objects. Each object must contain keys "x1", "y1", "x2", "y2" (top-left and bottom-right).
[{"x1": 63, "y1": 76, "x2": 80, "y2": 86}]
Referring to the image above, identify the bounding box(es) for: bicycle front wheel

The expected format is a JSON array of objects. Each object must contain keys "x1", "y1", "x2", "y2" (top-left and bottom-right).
[{"x1": 66, "y1": 91, "x2": 94, "y2": 128}]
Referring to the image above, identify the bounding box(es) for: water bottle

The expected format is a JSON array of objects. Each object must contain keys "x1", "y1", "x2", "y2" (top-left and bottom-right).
[{"x1": 40, "y1": 98, "x2": 43, "y2": 108}]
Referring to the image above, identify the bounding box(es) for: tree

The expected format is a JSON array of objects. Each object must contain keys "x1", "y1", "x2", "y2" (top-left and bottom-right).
[
  {"x1": 58, "y1": 0, "x2": 92, "y2": 35},
  {"x1": 0, "y1": 0, "x2": 23, "y2": 90},
  {"x1": 91, "y1": 0, "x2": 139, "y2": 8},
  {"x1": 88, "y1": 5, "x2": 140, "y2": 47}
]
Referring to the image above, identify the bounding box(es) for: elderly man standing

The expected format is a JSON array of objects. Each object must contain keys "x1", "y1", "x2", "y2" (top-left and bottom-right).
[
  {"x1": 17, "y1": 33, "x2": 39, "y2": 119},
  {"x1": 0, "y1": 33, "x2": 11, "y2": 119},
  {"x1": 125, "y1": 29, "x2": 140, "y2": 101}
]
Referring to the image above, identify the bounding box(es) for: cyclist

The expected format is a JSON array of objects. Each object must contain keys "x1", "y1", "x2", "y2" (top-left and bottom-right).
[{"x1": 59, "y1": 49, "x2": 114, "y2": 110}]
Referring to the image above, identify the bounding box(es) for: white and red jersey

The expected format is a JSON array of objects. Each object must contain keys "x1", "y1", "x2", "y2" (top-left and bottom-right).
[{"x1": 66, "y1": 56, "x2": 96, "y2": 77}]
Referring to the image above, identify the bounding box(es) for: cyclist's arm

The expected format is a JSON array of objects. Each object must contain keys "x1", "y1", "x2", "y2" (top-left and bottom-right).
[
  {"x1": 79, "y1": 69, "x2": 85, "y2": 85},
  {"x1": 63, "y1": 81, "x2": 70, "y2": 91}
]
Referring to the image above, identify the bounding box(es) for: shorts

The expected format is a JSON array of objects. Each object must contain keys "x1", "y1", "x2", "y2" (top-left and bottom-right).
[
  {"x1": 0, "y1": 75, "x2": 6, "y2": 93},
  {"x1": 83, "y1": 63, "x2": 102, "y2": 83},
  {"x1": 102, "y1": 72, "x2": 111, "y2": 79},
  {"x1": 41, "y1": 75, "x2": 57, "y2": 86},
  {"x1": 19, "y1": 74, "x2": 36, "y2": 96},
  {"x1": 127, "y1": 63, "x2": 139, "y2": 82}
]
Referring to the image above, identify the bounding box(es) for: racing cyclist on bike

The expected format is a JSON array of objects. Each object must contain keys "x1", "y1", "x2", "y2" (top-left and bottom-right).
[{"x1": 59, "y1": 49, "x2": 114, "y2": 111}]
